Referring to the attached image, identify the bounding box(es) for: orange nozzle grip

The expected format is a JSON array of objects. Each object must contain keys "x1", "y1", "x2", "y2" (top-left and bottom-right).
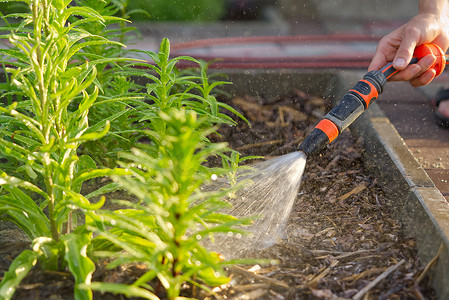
[
  {"x1": 315, "y1": 119, "x2": 339, "y2": 143},
  {"x1": 413, "y1": 43, "x2": 446, "y2": 76}
]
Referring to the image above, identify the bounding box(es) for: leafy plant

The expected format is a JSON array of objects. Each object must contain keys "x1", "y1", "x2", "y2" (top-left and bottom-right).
[
  {"x1": 84, "y1": 108, "x2": 252, "y2": 300},
  {"x1": 218, "y1": 150, "x2": 263, "y2": 187},
  {"x1": 0, "y1": 1, "x2": 258, "y2": 299},
  {"x1": 0, "y1": 0, "x2": 134, "y2": 298},
  {"x1": 125, "y1": 39, "x2": 247, "y2": 133},
  {"x1": 82, "y1": 37, "x2": 249, "y2": 168},
  {"x1": 71, "y1": 0, "x2": 149, "y2": 167},
  {"x1": 72, "y1": 1, "x2": 244, "y2": 168}
]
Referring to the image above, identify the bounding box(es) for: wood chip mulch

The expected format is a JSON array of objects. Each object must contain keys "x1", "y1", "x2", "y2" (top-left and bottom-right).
[{"x1": 204, "y1": 90, "x2": 437, "y2": 299}]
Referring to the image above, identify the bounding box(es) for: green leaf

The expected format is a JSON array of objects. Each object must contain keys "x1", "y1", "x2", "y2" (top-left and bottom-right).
[
  {"x1": 158, "y1": 38, "x2": 170, "y2": 64},
  {"x1": 76, "y1": 155, "x2": 98, "y2": 173},
  {"x1": 0, "y1": 250, "x2": 38, "y2": 300},
  {"x1": 69, "y1": 120, "x2": 110, "y2": 143},
  {"x1": 218, "y1": 102, "x2": 250, "y2": 125},
  {"x1": 0, "y1": 186, "x2": 51, "y2": 239},
  {"x1": 60, "y1": 189, "x2": 106, "y2": 211},
  {"x1": 76, "y1": 83, "x2": 99, "y2": 115},
  {"x1": 72, "y1": 167, "x2": 131, "y2": 189},
  {"x1": 79, "y1": 282, "x2": 159, "y2": 300},
  {"x1": 202, "y1": 213, "x2": 239, "y2": 224},
  {"x1": 32, "y1": 237, "x2": 61, "y2": 271},
  {"x1": 68, "y1": 39, "x2": 124, "y2": 61},
  {"x1": 62, "y1": 233, "x2": 95, "y2": 300},
  {"x1": 84, "y1": 182, "x2": 121, "y2": 200},
  {"x1": 0, "y1": 171, "x2": 48, "y2": 199},
  {"x1": 82, "y1": 109, "x2": 128, "y2": 135},
  {"x1": 72, "y1": 155, "x2": 98, "y2": 193},
  {"x1": 60, "y1": 6, "x2": 105, "y2": 25},
  {"x1": 4, "y1": 107, "x2": 45, "y2": 143}
]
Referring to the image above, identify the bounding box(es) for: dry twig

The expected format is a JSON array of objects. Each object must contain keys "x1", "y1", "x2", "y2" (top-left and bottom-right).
[
  {"x1": 352, "y1": 259, "x2": 405, "y2": 300},
  {"x1": 308, "y1": 260, "x2": 339, "y2": 288},
  {"x1": 229, "y1": 265, "x2": 290, "y2": 289},
  {"x1": 337, "y1": 184, "x2": 366, "y2": 202}
]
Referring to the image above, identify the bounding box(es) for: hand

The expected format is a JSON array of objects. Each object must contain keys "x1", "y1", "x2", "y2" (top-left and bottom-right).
[{"x1": 369, "y1": 13, "x2": 449, "y2": 86}]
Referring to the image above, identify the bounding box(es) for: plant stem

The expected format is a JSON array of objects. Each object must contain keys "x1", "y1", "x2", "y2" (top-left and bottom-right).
[
  {"x1": 32, "y1": 0, "x2": 58, "y2": 242},
  {"x1": 45, "y1": 163, "x2": 59, "y2": 242}
]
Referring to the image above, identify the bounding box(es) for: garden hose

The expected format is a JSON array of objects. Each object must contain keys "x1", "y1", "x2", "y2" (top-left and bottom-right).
[{"x1": 298, "y1": 43, "x2": 447, "y2": 157}]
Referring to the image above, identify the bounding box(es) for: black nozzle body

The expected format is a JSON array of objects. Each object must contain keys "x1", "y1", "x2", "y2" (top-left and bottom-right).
[{"x1": 298, "y1": 70, "x2": 388, "y2": 157}]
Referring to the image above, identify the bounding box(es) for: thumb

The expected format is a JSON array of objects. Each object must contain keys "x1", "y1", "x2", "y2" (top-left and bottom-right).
[{"x1": 393, "y1": 40, "x2": 418, "y2": 70}]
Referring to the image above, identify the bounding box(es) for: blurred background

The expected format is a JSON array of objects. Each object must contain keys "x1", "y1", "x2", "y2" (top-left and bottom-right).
[{"x1": 0, "y1": 0, "x2": 418, "y2": 39}]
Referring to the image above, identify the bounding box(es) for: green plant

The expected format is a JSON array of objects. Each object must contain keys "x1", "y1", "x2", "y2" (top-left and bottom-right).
[
  {"x1": 0, "y1": 1, "x2": 258, "y2": 299},
  {"x1": 70, "y1": 2, "x2": 243, "y2": 168},
  {"x1": 218, "y1": 150, "x2": 263, "y2": 187},
  {"x1": 0, "y1": 0, "x2": 134, "y2": 298},
  {"x1": 125, "y1": 39, "x2": 247, "y2": 133},
  {"x1": 83, "y1": 108, "x2": 252, "y2": 299},
  {"x1": 82, "y1": 37, "x2": 249, "y2": 167},
  {"x1": 71, "y1": 0, "x2": 149, "y2": 167}
]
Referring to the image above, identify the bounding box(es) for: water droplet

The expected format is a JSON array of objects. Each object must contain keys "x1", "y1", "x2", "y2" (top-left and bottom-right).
[
  {"x1": 195, "y1": 261, "x2": 201, "y2": 266},
  {"x1": 214, "y1": 272, "x2": 221, "y2": 278},
  {"x1": 211, "y1": 174, "x2": 218, "y2": 180},
  {"x1": 227, "y1": 231, "x2": 233, "y2": 237},
  {"x1": 196, "y1": 234, "x2": 201, "y2": 240},
  {"x1": 236, "y1": 233, "x2": 242, "y2": 239}
]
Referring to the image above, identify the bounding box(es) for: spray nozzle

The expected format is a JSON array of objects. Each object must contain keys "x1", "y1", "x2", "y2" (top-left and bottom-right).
[{"x1": 298, "y1": 43, "x2": 446, "y2": 157}]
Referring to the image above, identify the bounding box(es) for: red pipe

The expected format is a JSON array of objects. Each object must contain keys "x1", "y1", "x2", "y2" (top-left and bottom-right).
[{"x1": 171, "y1": 35, "x2": 380, "y2": 69}]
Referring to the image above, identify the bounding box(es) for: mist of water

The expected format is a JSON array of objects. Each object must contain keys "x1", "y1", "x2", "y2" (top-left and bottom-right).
[{"x1": 206, "y1": 151, "x2": 307, "y2": 258}]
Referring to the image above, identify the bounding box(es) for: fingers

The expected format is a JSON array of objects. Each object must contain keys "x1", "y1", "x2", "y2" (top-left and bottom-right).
[
  {"x1": 389, "y1": 54, "x2": 437, "y2": 86},
  {"x1": 409, "y1": 69, "x2": 436, "y2": 87}
]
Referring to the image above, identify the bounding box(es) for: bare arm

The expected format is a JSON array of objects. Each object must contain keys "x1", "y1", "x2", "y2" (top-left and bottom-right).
[{"x1": 369, "y1": 0, "x2": 449, "y2": 86}]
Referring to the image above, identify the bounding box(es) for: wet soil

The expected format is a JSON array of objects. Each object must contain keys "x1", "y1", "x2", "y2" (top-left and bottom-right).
[{"x1": 0, "y1": 90, "x2": 437, "y2": 299}]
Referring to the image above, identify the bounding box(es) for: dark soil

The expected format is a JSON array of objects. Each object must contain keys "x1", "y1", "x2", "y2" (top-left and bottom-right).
[{"x1": 0, "y1": 89, "x2": 437, "y2": 299}]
